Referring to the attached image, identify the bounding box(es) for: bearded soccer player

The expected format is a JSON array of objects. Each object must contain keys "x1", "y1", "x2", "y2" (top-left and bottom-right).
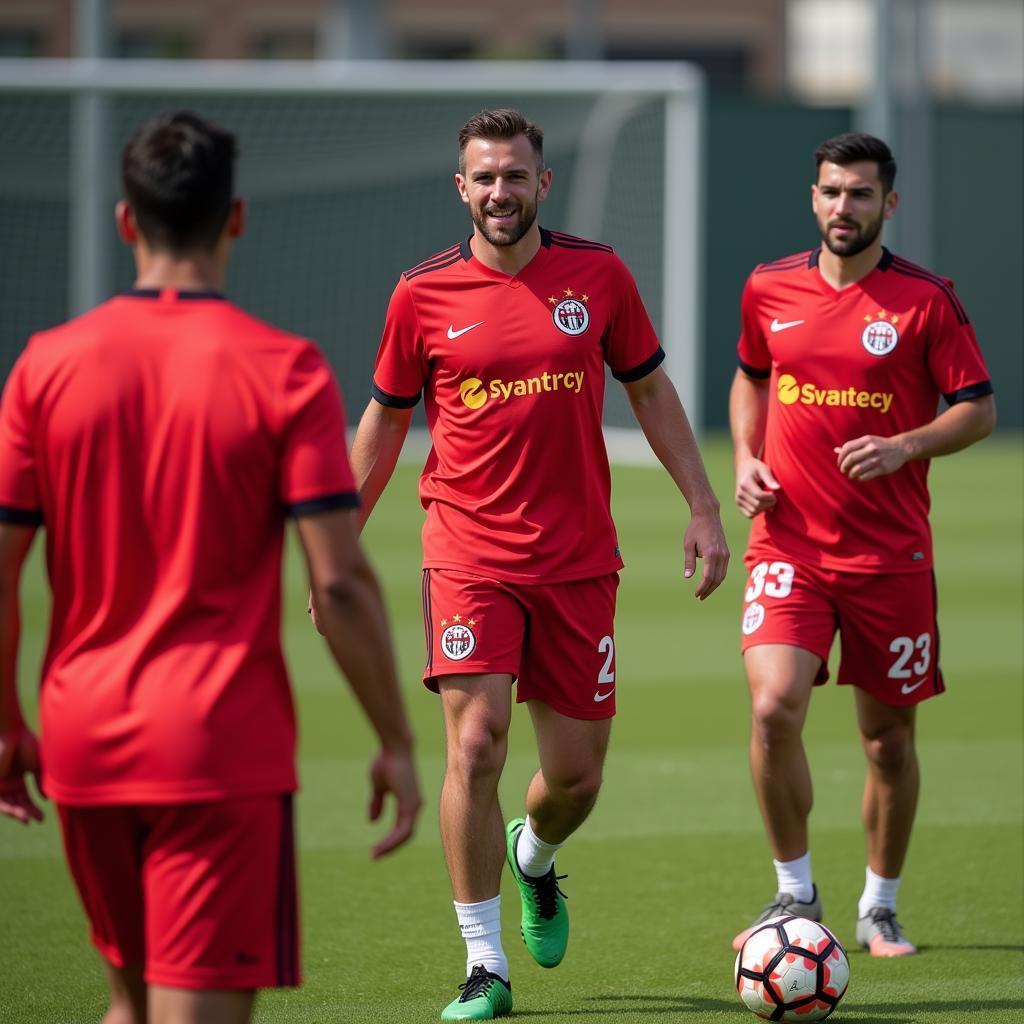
[
  {"x1": 348, "y1": 108, "x2": 728, "y2": 1020},
  {"x1": 0, "y1": 112, "x2": 421, "y2": 1024},
  {"x1": 729, "y1": 132, "x2": 995, "y2": 958}
]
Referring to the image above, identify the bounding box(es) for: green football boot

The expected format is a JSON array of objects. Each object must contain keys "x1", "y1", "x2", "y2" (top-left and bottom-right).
[
  {"x1": 505, "y1": 817, "x2": 569, "y2": 968},
  {"x1": 440, "y1": 965, "x2": 513, "y2": 1021}
]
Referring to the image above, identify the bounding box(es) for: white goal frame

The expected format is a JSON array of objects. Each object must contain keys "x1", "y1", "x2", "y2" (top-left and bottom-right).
[{"x1": 0, "y1": 58, "x2": 705, "y2": 450}]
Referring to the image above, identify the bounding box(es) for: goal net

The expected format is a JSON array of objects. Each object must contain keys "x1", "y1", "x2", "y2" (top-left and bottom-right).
[{"x1": 0, "y1": 60, "x2": 703, "y2": 454}]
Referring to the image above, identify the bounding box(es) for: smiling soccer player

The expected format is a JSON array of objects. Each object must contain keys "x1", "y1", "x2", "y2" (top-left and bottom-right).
[{"x1": 350, "y1": 108, "x2": 729, "y2": 1020}]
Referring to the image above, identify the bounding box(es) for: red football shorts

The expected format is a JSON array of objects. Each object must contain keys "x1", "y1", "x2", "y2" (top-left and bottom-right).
[
  {"x1": 422, "y1": 569, "x2": 620, "y2": 720},
  {"x1": 57, "y1": 795, "x2": 299, "y2": 990},
  {"x1": 740, "y1": 546, "x2": 944, "y2": 706}
]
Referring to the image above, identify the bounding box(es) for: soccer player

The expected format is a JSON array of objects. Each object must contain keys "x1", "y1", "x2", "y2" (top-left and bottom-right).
[
  {"x1": 350, "y1": 108, "x2": 728, "y2": 1020},
  {"x1": 729, "y1": 132, "x2": 995, "y2": 957},
  {"x1": 0, "y1": 111, "x2": 421, "y2": 1024}
]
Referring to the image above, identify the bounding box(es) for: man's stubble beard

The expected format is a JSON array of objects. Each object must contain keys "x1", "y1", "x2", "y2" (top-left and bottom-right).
[
  {"x1": 820, "y1": 209, "x2": 885, "y2": 258},
  {"x1": 471, "y1": 195, "x2": 539, "y2": 248}
]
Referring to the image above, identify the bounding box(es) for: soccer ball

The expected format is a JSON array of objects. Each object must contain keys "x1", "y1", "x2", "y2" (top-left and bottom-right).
[{"x1": 734, "y1": 915, "x2": 849, "y2": 1021}]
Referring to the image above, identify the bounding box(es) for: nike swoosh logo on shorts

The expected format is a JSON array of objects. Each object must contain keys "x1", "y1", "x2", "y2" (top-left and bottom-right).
[
  {"x1": 770, "y1": 318, "x2": 805, "y2": 333},
  {"x1": 593, "y1": 689, "x2": 615, "y2": 703},
  {"x1": 447, "y1": 321, "x2": 485, "y2": 340},
  {"x1": 900, "y1": 678, "x2": 927, "y2": 695}
]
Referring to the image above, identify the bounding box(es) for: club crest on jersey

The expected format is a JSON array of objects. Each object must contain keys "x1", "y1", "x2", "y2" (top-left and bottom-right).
[
  {"x1": 549, "y1": 288, "x2": 590, "y2": 336},
  {"x1": 439, "y1": 614, "x2": 477, "y2": 661},
  {"x1": 861, "y1": 310, "x2": 900, "y2": 356},
  {"x1": 742, "y1": 601, "x2": 766, "y2": 635}
]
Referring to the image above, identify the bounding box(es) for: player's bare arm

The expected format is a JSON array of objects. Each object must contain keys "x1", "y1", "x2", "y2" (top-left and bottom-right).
[
  {"x1": 730, "y1": 368, "x2": 781, "y2": 518},
  {"x1": 308, "y1": 399, "x2": 413, "y2": 629},
  {"x1": 296, "y1": 507, "x2": 421, "y2": 858},
  {"x1": 0, "y1": 522, "x2": 44, "y2": 825},
  {"x1": 623, "y1": 366, "x2": 729, "y2": 599},
  {"x1": 350, "y1": 399, "x2": 415, "y2": 529},
  {"x1": 836, "y1": 394, "x2": 996, "y2": 482}
]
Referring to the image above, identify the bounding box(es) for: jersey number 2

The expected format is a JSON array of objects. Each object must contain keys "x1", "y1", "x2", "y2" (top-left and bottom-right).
[{"x1": 597, "y1": 635, "x2": 615, "y2": 683}]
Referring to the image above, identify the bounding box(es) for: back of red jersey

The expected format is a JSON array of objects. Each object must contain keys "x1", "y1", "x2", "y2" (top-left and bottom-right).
[
  {"x1": 737, "y1": 248, "x2": 992, "y2": 572},
  {"x1": 0, "y1": 290, "x2": 357, "y2": 804}
]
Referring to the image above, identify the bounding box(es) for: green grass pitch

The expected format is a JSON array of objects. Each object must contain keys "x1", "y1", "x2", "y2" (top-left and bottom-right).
[{"x1": 1, "y1": 434, "x2": 1021, "y2": 1023}]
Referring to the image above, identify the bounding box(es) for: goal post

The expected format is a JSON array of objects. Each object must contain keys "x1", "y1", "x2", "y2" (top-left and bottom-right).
[{"x1": 0, "y1": 58, "x2": 705, "y2": 453}]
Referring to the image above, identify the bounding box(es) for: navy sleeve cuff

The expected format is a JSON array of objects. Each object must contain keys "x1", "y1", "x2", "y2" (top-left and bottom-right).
[
  {"x1": 372, "y1": 382, "x2": 421, "y2": 409},
  {"x1": 287, "y1": 491, "x2": 360, "y2": 518},
  {"x1": 738, "y1": 359, "x2": 771, "y2": 380},
  {"x1": 944, "y1": 380, "x2": 993, "y2": 406},
  {"x1": 611, "y1": 346, "x2": 666, "y2": 383},
  {"x1": 0, "y1": 505, "x2": 42, "y2": 526}
]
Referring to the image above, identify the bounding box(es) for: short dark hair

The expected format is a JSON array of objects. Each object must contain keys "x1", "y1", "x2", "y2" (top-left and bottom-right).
[
  {"x1": 815, "y1": 132, "x2": 897, "y2": 193},
  {"x1": 458, "y1": 108, "x2": 544, "y2": 175},
  {"x1": 122, "y1": 111, "x2": 238, "y2": 253}
]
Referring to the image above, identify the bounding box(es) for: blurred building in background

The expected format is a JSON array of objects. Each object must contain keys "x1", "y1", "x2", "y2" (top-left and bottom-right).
[
  {"x1": 1, "y1": 1, "x2": 790, "y2": 87},
  {"x1": 1, "y1": 0, "x2": 1020, "y2": 101}
]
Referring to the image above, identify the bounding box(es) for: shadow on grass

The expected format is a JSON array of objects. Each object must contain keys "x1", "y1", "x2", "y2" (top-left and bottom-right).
[
  {"x1": 848, "y1": 999, "x2": 1024, "y2": 1014},
  {"x1": 509, "y1": 994, "x2": 730, "y2": 1017},
  {"x1": 510, "y1": 992, "x2": 1024, "y2": 1020},
  {"x1": 847, "y1": 942, "x2": 1024, "y2": 957},
  {"x1": 912, "y1": 943, "x2": 1024, "y2": 953},
  {"x1": 511, "y1": 993, "x2": 813, "y2": 1018}
]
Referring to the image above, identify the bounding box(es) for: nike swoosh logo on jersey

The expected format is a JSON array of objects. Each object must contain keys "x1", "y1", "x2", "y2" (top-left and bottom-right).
[
  {"x1": 447, "y1": 321, "x2": 485, "y2": 340},
  {"x1": 770, "y1": 318, "x2": 805, "y2": 332},
  {"x1": 593, "y1": 688, "x2": 615, "y2": 703},
  {"x1": 900, "y1": 679, "x2": 927, "y2": 695}
]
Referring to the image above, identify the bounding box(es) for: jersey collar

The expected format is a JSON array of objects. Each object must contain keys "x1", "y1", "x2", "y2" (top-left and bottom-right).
[
  {"x1": 809, "y1": 245, "x2": 895, "y2": 295},
  {"x1": 808, "y1": 246, "x2": 895, "y2": 271},
  {"x1": 122, "y1": 287, "x2": 227, "y2": 301},
  {"x1": 459, "y1": 227, "x2": 553, "y2": 283},
  {"x1": 458, "y1": 226, "x2": 553, "y2": 262}
]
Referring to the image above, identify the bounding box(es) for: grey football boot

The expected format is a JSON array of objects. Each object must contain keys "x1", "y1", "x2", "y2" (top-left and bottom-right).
[{"x1": 732, "y1": 885, "x2": 823, "y2": 950}]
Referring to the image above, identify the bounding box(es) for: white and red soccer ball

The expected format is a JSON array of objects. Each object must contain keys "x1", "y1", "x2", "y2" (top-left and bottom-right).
[{"x1": 734, "y1": 915, "x2": 850, "y2": 1022}]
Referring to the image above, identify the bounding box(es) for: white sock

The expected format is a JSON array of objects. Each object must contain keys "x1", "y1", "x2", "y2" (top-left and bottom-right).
[
  {"x1": 454, "y1": 896, "x2": 508, "y2": 981},
  {"x1": 773, "y1": 852, "x2": 814, "y2": 903},
  {"x1": 858, "y1": 867, "x2": 900, "y2": 918},
  {"x1": 515, "y1": 816, "x2": 563, "y2": 878}
]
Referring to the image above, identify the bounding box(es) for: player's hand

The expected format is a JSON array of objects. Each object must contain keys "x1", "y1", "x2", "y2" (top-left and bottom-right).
[
  {"x1": 735, "y1": 458, "x2": 781, "y2": 518},
  {"x1": 834, "y1": 435, "x2": 909, "y2": 482},
  {"x1": 0, "y1": 726, "x2": 45, "y2": 825},
  {"x1": 307, "y1": 589, "x2": 323, "y2": 635},
  {"x1": 683, "y1": 506, "x2": 730, "y2": 600},
  {"x1": 366, "y1": 744, "x2": 422, "y2": 859}
]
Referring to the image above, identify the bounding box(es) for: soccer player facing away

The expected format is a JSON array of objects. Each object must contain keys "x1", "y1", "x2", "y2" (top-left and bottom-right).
[
  {"x1": 351, "y1": 108, "x2": 729, "y2": 1020},
  {"x1": 730, "y1": 132, "x2": 995, "y2": 957},
  {"x1": 0, "y1": 112, "x2": 421, "y2": 1024}
]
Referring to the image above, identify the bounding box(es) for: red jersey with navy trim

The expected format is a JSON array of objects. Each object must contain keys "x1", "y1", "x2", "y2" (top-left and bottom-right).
[
  {"x1": 372, "y1": 228, "x2": 664, "y2": 583},
  {"x1": 0, "y1": 289, "x2": 357, "y2": 804},
  {"x1": 737, "y1": 247, "x2": 992, "y2": 572}
]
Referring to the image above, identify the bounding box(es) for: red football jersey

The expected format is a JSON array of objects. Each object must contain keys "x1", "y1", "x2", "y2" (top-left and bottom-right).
[
  {"x1": 372, "y1": 229, "x2": 664, "y2": 583},
  {"x1": 737, "y1": 247, "x2": 992, "y2": 572},
  {"x1": 0, "y1": 289, "x2": 357, "y2": 805}
]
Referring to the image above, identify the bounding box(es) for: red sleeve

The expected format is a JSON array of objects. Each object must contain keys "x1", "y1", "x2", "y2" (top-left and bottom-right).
[
  {"x1": 923, "y1": 285, "x2": 994, "y2": 405},
  {"x1": 278, "y1": 342, "x2": 359, "y2": 515},
  {"x1": 736, "y1": 273, "x2": 771, "y2": 378},
  {"x1": 603, "y1": 256, "x2": 665, "y2": 382},
  {"x1": 371, "y1": 277, "x2": 428, "y2": 408},
  {"x1": 0, "y1": 346, "x2": 42, "y2": 524}
]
